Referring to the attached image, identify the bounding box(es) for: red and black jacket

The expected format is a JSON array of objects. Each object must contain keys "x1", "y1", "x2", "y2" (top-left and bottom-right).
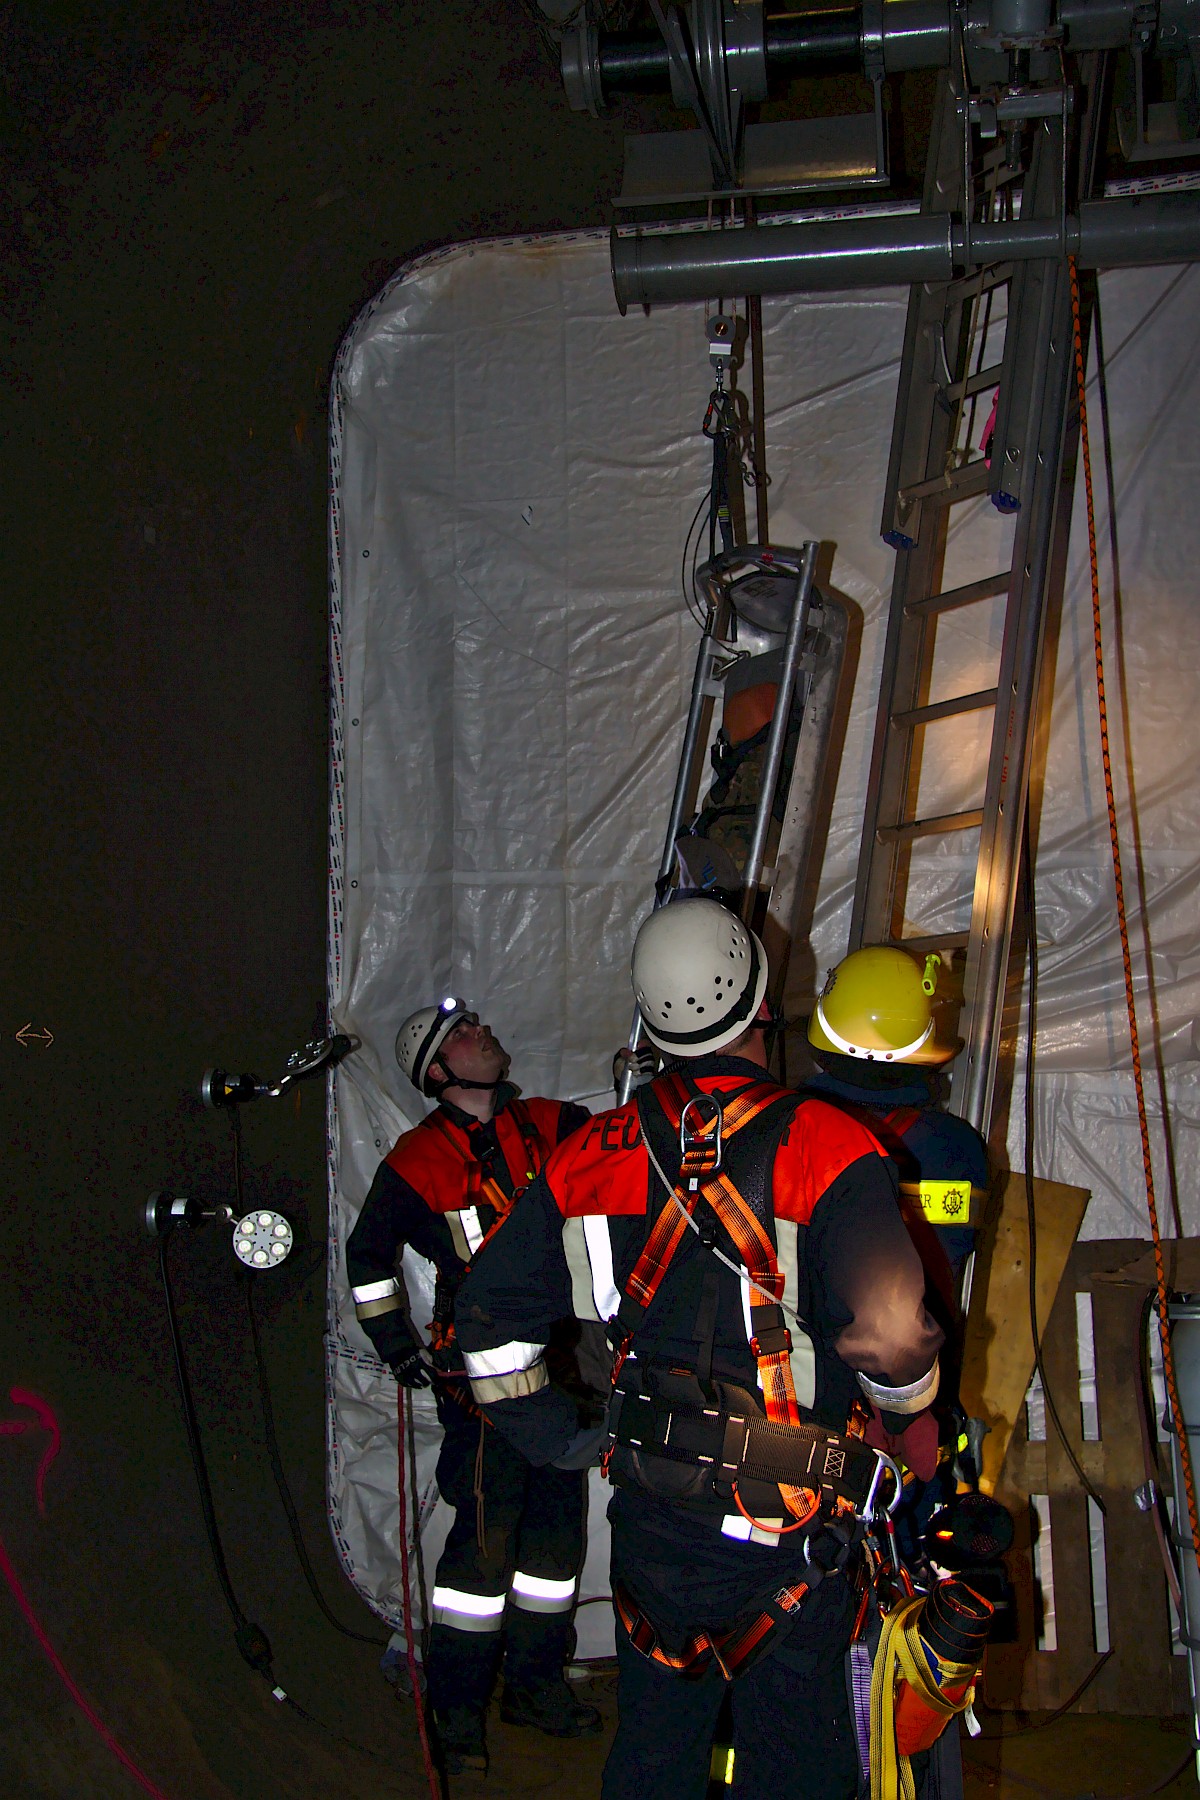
[
  {"x1": 454, "y1": 1055, "x2": 943, "y2": 1471},
  {"x1": 346, "y1": 1084, "x2": 589, "y2": 1373}
]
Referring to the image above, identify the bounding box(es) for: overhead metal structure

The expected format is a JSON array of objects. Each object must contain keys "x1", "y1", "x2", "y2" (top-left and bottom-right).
[{"x1": 548, "y1": 0, "x2": 1200, "y2": 1142}]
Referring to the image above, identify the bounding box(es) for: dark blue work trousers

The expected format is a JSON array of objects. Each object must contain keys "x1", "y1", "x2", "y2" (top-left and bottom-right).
[{"x1": 602, "y1": 1489, "x2": 858, "y2": 1800}]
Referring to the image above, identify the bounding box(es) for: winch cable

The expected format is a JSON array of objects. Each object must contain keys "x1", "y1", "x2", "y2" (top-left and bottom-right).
[
  {"x1": 1068, "y1": 253, "x2": 1200, "y2": 1583},
  {"x1": 397, "y1": 1388, "x2": 440, "y2": 1800},
  {"x1": 227, "y1": 1109, "x2": 387, "y2": 1646}
]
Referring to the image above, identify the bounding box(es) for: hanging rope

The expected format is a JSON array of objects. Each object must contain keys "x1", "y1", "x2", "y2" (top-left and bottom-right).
[{"x1": 1068, "y1": 253, "x2": 1200, "y2": 1586}]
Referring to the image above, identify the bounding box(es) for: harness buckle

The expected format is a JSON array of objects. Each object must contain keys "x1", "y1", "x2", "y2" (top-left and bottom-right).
[{"x1": 678, "y1": 1092, "x2": 724, "y2": 1184}]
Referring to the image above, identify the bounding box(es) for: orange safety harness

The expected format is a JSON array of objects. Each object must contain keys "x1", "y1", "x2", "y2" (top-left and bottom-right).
[
  {"x1": 426, "y1": 1098, "x2": 551, "y2": 1365},
  {"x1": 611, "y1": 1071, "x2": 822, "y2": 1527}
]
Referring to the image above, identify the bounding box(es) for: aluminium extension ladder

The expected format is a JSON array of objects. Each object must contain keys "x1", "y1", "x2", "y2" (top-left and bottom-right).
[{"x1": 848, "y1": 56, "x2": 1108, "y2": 1139}]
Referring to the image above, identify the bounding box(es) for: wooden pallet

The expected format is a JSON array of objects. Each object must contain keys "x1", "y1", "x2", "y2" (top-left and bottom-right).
[{"x1": 983, "y1": 1238, "x2": 1200, "y2": 1715}]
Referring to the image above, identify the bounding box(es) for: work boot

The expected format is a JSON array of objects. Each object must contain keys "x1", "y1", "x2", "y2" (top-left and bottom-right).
[
  {"x1": 500, "y1": 1676, "x2": 602, "y2": 1738},
  {"x1": 433, "y1": 1703, "x2": 489, "y2": 1775}
]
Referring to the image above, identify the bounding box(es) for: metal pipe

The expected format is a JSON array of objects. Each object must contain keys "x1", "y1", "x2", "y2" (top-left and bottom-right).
[
  {"x1": 612, "y1": 193, "x2": 1200, "y2": 308},
  {"x1": 739, "y1": 542, "x2": 819, "y2": 912}
]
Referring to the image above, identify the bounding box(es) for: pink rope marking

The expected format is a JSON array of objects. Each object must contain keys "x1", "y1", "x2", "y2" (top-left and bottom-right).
[{"x1": 1, "y1": 1389, "x2": 174, "y2": 1798}]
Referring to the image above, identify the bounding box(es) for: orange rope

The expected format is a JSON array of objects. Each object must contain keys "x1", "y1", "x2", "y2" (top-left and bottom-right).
[{"x1": 1068, "y1": 255, "x2": 1200, "y2": 1585}]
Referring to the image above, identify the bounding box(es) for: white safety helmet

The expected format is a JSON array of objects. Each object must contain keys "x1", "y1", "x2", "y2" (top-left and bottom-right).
[
  {"x1": 631, "y1": 898, "x2": 768, "y2": 1057},
  {"x1": 395, "y1": 997, "x2": 472, "y2": 1095}
]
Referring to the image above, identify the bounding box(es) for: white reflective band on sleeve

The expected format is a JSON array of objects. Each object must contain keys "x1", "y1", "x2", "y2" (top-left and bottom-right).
[
  {"x1": 563, "y1": 1217, "x2": 603, "y2": 1323},
  {"x1": 431, "y1": 1585, "x2": 506, "y2": 1633},
  {"x1": 351, "y1": 1277, "x2": 400, "y2": 1303},
  {"x1": 509, "y1": 1570, "x2": 578, "y2": 1613},
  {"x1": 776, "y1": 1219, "x2": 817, "y2": 1409},
  {"x1": 462, "y1": 1340, "x2": 545, "y2": 1379},
  {"x1": 469, "y1": 1363, "x2": 549, "y2": 1404},
  {"x1": 583, "y1": 1214, "x2": 621, "y2": 1321},
  {"x1": 857, "y1": 1360, "x2": 940, "y2": 1415}
]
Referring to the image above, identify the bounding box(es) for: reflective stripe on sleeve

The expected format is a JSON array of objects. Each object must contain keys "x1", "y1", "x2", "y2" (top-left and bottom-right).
[
  {"x1": 431, "y1": 1586, "x2": 506, "y2": 1634},
  {"x1": 583, "y1": 1214, "x2": 621, "y2": 1321},
  {"x1": 352, "y1": 1276, "x2": 405, "y2": 1321},
  {"x1": 352, "y1": 1277, "x2": 400, "y2": 1303},
  {"x1": 462, "y1": 1340, "x2": 545, "y2": 1379},
  {"x1": 469, "y1": 1363, "x2": 549, "y2": 1405},
  {"x1": 509, "y1": 1570, "x2": 578, "y2": 1615},
  {"x1": 563, "y1": 1217, "x2": 603, "y2": 1324},
  {"x1": 776, "y1": 1219, "x2": 817, "y2": 1409},
  {"x1": 857, "y1": 1360, "x2": 940, "y2": 1415}
]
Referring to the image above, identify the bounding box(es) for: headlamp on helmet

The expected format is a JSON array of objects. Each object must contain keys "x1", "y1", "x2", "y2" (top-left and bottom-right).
[{"x1": 395, "y1": 997, "x2": 472, "y2": 1095}]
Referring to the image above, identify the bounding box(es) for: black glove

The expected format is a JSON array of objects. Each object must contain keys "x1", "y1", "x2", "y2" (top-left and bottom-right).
[
  {"x1": 550, "y1": 1424, "x2": 608, "y2": 1471},
  {"x1": 612, "y1": 1044, "x2": 657, "y2": 1098},
  {"x1": 389, "y1": 1345, "x2": 433, "y2": 1389}
]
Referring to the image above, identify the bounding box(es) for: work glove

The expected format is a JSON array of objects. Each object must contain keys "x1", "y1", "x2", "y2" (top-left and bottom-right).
[
  {"x1": 389, "y1": 1345, "x2": 433, "y2": 1389},
  {"x1": 612, "y1": 1044, "x2": 657, "y2": 1098},
  {"x1": 550, "y1": 1424, "x2": 608, "y2": 1471}
]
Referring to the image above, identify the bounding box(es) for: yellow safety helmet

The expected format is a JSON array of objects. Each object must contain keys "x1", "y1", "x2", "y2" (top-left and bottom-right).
[{"x1": 807, "y1": 947, "x2": 953, "y2": 1064}]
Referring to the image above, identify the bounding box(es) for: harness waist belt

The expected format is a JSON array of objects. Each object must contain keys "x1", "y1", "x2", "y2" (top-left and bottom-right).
[{"x1": 608, "y1": 1388, "x2": 878, "y2": 1508}]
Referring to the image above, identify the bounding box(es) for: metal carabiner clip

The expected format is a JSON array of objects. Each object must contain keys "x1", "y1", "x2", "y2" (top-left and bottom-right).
[{"x1": 858, "y1": 1450, "x2": 904, "y2": 1523}]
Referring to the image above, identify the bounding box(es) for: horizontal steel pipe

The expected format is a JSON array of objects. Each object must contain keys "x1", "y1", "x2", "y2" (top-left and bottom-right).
[{"x1": 612, "y1": 193, "x2": 1200, "y2": 307}]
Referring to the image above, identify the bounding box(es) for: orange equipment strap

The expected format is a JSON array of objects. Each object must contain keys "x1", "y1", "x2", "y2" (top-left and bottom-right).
[{"x1": 613, "y1": 1578, "x2": 810, "y2": 1682}]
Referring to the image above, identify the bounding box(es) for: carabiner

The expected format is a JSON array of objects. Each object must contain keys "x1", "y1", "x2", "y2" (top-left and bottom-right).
[{"x1": 858, "y1": 1451, "x2": 903, "y2": 1523}]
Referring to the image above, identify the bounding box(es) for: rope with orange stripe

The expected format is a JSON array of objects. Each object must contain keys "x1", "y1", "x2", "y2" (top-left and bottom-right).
[{"x1": 1068, "y1": 253, "x2": 1200, "y2": 1586}]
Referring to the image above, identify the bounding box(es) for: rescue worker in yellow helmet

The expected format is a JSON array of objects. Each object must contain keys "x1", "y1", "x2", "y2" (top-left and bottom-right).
[{"x1": 806, "y1": 945, "x2": 989, "y2": 1490}]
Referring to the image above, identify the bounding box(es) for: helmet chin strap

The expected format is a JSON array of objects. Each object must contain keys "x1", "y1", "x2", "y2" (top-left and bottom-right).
[{"x1": 436, "y1": 1074, "x2": 503, "y2": 1093}]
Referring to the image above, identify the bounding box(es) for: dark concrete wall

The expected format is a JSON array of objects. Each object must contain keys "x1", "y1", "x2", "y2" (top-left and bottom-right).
[{"x1": 0, "y1": 7, "x2": 628, "y2": 1794}]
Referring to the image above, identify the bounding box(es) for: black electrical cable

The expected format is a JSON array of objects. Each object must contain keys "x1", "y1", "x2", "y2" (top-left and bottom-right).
[
  {"x1": 245, "y1": 1273, "x2": 388, "y2": 1647},
  {"x1": 156, "y1": 1148, "x2": 413, "y2": 1772},
  {"x1": 158, "y1": 1234, "x2": 272, "y2": 1671},
  {"x1": 1021, "y1": 816, "x2": 1106, "y2": 1513},
  {"x1": 230, "y1": 1110, "x2": 388, "y2": 1647}
]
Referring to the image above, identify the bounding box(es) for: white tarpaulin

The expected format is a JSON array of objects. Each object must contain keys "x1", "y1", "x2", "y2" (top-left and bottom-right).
[{"x1": 325, "y1": 229, "x2": 1200, "y2": 1632}]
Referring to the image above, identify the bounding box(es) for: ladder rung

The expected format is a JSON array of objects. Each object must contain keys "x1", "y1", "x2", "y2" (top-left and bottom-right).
[
  {"x1": 892, "y1": 688, "x2": 998, "y2": 729},
  {"x1": 946, "y1": 362, "x2": 1003, "y2": 404},
  {"x1": 942, "y1": 262, "x2": 1014, "y2": 303},
  {"x1": 906, "y1": 572, "x2": 1010, "y2": 619},
  {"x1": 878, "y1": 808, "x2": 984, "y2": 844},
  {"x1": 899, "y1": 459, "x2": 990, "y2": 508},
  {"x1": 887, "y1": 932, "x2": 970, "y2": 956}
]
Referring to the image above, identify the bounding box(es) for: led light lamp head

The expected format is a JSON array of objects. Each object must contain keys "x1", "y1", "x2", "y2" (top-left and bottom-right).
[{"x1": 233, "y1": 1211, "x2": 293, "y2": 1269}]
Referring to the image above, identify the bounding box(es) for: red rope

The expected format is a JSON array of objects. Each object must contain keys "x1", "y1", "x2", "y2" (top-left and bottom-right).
[
  {"x1": 1068, "y1": 255, "x2": 1200, "y2": 1586},
  {"x1": 396, "y1": 1388, "x2": 441, "y2": 1800}
]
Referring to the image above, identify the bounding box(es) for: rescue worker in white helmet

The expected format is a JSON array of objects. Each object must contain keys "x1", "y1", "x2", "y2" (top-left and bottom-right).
[
  {"x1": 346, "y1": 998, "x2": 603, "y2": 1773},
  {"x1": 805, "y1": 944, "x2": 990, "y2": 1495},
  {"x1": 455, "y1": 900, "x2": 943, "y2": 1800}
]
